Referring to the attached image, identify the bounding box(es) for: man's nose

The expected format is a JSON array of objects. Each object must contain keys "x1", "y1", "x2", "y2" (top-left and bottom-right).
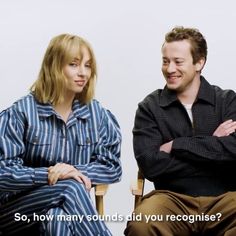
[{"x1": 166, "y1": 62, "x2": 176, "y2": 73}]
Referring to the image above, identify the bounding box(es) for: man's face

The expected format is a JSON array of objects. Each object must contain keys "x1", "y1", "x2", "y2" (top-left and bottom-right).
[{"x1": 161, "y1": 40, "x2": 202, "y2": 93}]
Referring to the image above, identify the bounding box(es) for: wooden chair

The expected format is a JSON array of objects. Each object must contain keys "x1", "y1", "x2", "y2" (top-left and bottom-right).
[
  {"x1": 131, "y1": 171, "x2": 202, "y2": 236},
  {"x1": 94, "y1": 184, "x2": 109, "y2": 215},
  {"x1": 131, "y1": 169, "x2": 145, "y2": 209}
]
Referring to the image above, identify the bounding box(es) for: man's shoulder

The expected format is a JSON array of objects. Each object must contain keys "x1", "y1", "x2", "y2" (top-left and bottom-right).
[
  {"x1": 212, "y1": 84, "x2": 236, "y2": 100},
  {"x1": 140, "y1": 89, "x2": 163, "y2": 106}
]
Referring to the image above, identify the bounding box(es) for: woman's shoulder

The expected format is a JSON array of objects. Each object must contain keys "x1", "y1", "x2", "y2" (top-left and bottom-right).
[
  {"x1": 88, "y1": 99, "x2": 120, "y2": 128},
  {"x1": 0, "y1": 94, "x2": 37, "y2": 121},
  {"x1": 11, "y1": 93, "x2": 37, "y2": 110},
  {"x1": 1, "y1": 93, "x2": 35, "y2": 113},
  {"x1": 88, "y1": 99, "x2": 117, "y2": 115},
  {"x1": 87, "y1": 99, "x2": 107, "y2": 115},
  {"x1": 88, "y1": 98, "x2": 102, "y2": 108}
]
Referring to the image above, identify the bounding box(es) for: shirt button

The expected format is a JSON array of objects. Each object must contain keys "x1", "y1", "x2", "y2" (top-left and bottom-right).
[
  {"x1": 33, "y1": 136, "x2": 39, "y2": 144},
  {"x1": 86, "y1": 137, "x2": 91, "y2": 144}
]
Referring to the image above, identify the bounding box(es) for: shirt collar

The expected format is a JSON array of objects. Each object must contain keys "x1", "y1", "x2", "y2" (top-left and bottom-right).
[
  {"x1": 71, "y1": 100, "x2": 91, "y2": 120},
  {"x1": 36, "y1": 98, "x2": 90, "y2": 120},
  {"x1": 36, "y1": 101, "x2": 55, "y2": 118},
  {"x1": 196, "y1": 76, "x2": 215, "y2": 105},
  {"x1": 160, "y1": 76, "x2": 215, "y2": 107}
]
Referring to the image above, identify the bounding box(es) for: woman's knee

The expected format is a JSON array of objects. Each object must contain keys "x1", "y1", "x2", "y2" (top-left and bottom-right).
[{"x1": 56, "y1": 179, "x2": 87, "y2": 196}]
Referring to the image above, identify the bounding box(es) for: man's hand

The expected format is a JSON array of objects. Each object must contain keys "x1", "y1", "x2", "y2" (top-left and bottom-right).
[
  {"x1": 213, "y1": 119, "x2": 236, "y2": 137},
  {"x1": 48, "y1": 163, "x2": 91, "y2": 191},
  {"x1": 160, "y1": 140, "x2": 173, "y2": 154}
]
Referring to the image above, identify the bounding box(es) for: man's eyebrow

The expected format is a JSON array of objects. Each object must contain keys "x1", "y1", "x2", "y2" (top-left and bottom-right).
[{"x1": 162, "y1": 57, "x2": 185, "y2": 60}]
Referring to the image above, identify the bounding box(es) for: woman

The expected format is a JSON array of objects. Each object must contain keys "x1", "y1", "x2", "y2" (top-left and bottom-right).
[{"x1": 0, "y1": 34, "x2": 122, "y2": 235}]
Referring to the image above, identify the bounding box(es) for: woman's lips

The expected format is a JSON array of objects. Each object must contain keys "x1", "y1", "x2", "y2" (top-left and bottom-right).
[{"x1": 75, "y1": 80, "x2": 85, "y2": 86}]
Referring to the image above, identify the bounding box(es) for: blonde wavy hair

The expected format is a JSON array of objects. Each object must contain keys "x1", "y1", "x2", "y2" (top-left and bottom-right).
[{"x1": 31, "y1": 34, "x2": 97, "y2": 105}]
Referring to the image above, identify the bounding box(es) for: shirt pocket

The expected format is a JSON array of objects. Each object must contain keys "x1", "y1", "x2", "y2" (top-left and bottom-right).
[
  {"x1": 25, "y1": 127, "x2": 52, "y2": 145},
  {"x1": 75, "y1": 126, "x2": 99, "y2": 164},
  {"x1": 24, "y1": 126, "x2": 55, "y2": 166},
  {"x1": 77, "y1": 129, "x2": 99, "y2": 146}
]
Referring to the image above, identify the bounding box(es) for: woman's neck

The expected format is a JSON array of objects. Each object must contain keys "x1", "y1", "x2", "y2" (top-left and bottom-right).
[{"x1": 54, "y1": 94, "x2": 74, "y2": 123}]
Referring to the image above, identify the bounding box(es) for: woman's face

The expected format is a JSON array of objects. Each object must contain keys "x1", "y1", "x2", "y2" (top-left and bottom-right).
[{"x1": 63, "y1": 46, "x2": 92, "y2": 97}]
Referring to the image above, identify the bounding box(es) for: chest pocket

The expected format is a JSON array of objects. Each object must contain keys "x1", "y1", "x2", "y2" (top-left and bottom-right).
[
  {"x1": 24, "y1": 126, "x2": 56, "y2": 166},
  {"x1": 25, "y1": 127, "x2": 53, "y2": 145},
  {"x1": 76, "y1": 118, "x2": 99, "y2": 146},
  {"x1": 76, "y1": 128, "x2": 99, "y2": 146},
  {"x1": 75, "y1": 121, "x2": 99, "y2": 164}
]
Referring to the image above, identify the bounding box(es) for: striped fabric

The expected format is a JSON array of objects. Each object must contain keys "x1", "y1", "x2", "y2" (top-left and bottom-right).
[{"x1": 0, "y1": 93, "x2": 122, "y2": 235}]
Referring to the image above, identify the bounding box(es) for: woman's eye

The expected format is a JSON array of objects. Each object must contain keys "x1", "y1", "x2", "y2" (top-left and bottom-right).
[{"x1": 69, "y1": 63, "x2": 77, "y2": 67}]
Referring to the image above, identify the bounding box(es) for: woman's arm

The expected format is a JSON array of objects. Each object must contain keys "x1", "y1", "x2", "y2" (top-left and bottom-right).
[
  {"x1": 0, "y1": 106, "x2": 48, "y2": 191},
  {"x1": 75, "y1": 108, "x2": 122, "y2": 184}
]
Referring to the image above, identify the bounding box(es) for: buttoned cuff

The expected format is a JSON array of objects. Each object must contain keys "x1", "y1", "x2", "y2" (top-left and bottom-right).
[
  {"x1": 75, "y1": 165, "x2": 89, "y2": 178},
  {"x1": 33, "y1": 167, "x2": 48, "y2": 184}
]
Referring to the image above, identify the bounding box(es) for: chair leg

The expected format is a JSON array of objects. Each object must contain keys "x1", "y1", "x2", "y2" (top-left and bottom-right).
[
  {"x1": 95, "y1": 185, "x2": 108, "y2": 215},
  {"x1": 96, "y1": 195, "x2": 104, "y2": 216}
]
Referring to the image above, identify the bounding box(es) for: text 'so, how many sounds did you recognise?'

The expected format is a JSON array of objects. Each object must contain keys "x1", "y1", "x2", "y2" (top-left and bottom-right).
[{"x1": 14, "y1": 212, "x2": 223, "y2": 224}]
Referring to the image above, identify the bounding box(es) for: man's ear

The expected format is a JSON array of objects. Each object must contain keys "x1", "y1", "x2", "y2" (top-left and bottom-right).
[{"x1": 195, "y1": 58, "x2": 206, "y2": 72}]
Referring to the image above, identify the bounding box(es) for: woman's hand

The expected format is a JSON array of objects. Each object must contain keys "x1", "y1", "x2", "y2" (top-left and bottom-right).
[{"x1": 48, "y1": 163, "x2": 91, "y2": 191}]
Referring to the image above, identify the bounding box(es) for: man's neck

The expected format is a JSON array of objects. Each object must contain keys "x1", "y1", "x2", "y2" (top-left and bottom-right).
[{"x1": 177, "y1": 77, "x2": 201, "y2": 104}]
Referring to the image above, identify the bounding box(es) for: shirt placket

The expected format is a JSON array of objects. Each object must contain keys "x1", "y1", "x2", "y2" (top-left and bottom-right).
[{"x1": 59, "y1": 122, "x2": 67, "y2": 162}]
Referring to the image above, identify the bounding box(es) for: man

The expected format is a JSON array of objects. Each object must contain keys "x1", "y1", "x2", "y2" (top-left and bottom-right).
[{"x1": 125, "y1": 27, "x2": 236, "y2": 235}]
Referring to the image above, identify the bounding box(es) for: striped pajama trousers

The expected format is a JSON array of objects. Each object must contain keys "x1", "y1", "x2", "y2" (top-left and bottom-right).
[{"x1": 0, "y1": 179, "x2": 112, "y2": 236}]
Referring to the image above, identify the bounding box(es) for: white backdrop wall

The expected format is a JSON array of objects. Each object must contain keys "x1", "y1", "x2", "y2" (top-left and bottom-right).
[{"x1": 1, "y1": 0, "x2": 236, "y2": 235}]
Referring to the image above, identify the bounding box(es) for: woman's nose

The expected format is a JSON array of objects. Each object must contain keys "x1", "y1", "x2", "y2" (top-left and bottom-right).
[{"x1": 77, "y1": 66, "x2": 85, "y2": 76}]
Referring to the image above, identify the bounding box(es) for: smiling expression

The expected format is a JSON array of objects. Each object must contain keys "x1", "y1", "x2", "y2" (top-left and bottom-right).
[
  {"x1": 63, "y1": 46, "x2": 92, "y2": 97},
  {"x1": 162, "y1": 40, "x2": 204, "y2": 94}
]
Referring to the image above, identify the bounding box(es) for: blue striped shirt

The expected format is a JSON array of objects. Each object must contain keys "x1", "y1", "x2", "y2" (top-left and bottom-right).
[{"x1": 0, "y1": 93, "x2": 122, "y2": 201}]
